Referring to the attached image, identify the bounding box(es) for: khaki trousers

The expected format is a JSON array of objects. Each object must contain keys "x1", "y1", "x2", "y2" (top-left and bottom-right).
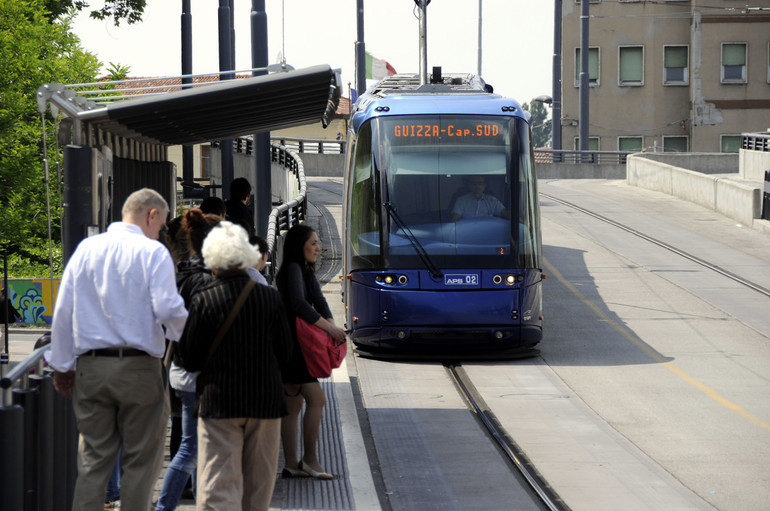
[
  {"x1": 72, "y1": 355, "x2": 169, "y2": 511},
  {"x1": 196, "y1": 417, "x2": 281, "y2": 511}
]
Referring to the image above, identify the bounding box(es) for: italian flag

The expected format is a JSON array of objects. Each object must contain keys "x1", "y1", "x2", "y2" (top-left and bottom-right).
[{"x1": 365, "y1": 51, "x2": 397, "y2": 80}]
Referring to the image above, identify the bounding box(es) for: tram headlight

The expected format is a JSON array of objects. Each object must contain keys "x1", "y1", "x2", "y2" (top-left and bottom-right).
[
  {"x1": 494, "y1": 330, "x2": 504, "y2": 340},
  {"x1": 493, "y1": 274, "x2": 502, "y2": 284},
  {"x1": 398, "y1": 275, "x2": 408, "y2": 285},
  {"x1": 384, "y1": 275, "x2": 394, "y2": 284},
  {"x1": 505, "y1": 274, "x2": 516, "y2": 285}
]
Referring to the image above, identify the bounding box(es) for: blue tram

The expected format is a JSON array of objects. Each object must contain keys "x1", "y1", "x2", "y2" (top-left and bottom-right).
[{"x1": 342, "y1": 72, "x2": 542, "y2": 355}]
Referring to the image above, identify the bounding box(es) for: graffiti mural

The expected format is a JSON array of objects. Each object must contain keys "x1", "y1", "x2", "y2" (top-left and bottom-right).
[{"x1": 1, "y1": 279, "x2": 60, "y2": 325}]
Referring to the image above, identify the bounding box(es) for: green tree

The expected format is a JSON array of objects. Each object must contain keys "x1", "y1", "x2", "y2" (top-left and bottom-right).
[
  {"x1": 522, "y1": 100, "x2": 552, "y2": 148},
  {"x1": 107, "y1": 62, "x2": 131, "y2": 80},
  {"x1": 44, "y1": 0, "x2": 147, "y2": 25},
  {"x1": 0, "y1": 0, "x2": 100, "y2": 277}
]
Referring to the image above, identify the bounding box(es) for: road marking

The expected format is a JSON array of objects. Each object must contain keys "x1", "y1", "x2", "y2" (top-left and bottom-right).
[{"x1": 544, "y1": 258, "x2": 770, "y2": 432}]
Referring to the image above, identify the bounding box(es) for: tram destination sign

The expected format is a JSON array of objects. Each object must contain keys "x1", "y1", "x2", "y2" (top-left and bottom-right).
[{"x1": 388, "y1": 117, "x2": 506, "y2": 144}]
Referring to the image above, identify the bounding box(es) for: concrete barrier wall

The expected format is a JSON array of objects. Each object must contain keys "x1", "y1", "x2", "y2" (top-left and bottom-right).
[
  {"x1": 299, "y1": 153, "x2": 345, "y2": 177},
  {"x1": 628, "y1": 153, "x2": 761, "y2": 225},
  {"x1": 740, "y1": 149, "x2": 770, "y2": 181},
  {"x1": 631, "y1": 153, "x2": 738, "y2": 174}
]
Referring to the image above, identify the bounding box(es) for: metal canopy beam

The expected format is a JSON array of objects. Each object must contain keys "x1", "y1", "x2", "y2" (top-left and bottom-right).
[{"x1": 76, "y1": 65, "x2": 340, "y2": 146}]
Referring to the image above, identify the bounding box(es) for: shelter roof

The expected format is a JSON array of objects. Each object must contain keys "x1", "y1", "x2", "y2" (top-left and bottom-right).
[{"x1": 60, "y1": 65, "x2": 340, "y2": 146}]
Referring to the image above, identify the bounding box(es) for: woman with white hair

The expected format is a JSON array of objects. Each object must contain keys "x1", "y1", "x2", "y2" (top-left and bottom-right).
[{"x1": 176, "y1": 221, "x2": 292, "y2": 511}]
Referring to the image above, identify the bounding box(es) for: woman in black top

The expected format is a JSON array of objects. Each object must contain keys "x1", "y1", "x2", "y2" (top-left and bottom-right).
[{"x1": 276, "y1": 224, "x2": 346, "y2": 479}]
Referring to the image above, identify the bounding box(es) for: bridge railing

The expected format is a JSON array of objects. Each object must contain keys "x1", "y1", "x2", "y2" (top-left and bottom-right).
[
  {"x1": 0, "y1": 333, "x2": 78, "y2": 511},
  {"x1": 265, "y1": 143, "x2": 308, "y2": 282},
  {"x1": 534, "y1": 149, "x2": 632, "y2": 164},
  {"x1": 742, "y1": 132, "x2": 770, "y2": 152}
]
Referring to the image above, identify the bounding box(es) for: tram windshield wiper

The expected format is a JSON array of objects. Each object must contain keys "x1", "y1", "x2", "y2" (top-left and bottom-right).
[{"x1": 384, "y1": 202, "x2": 443, "y2": 279}]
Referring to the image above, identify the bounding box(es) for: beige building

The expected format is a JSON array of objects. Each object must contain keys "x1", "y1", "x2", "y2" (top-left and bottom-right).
[{"x1": 561, "y1": 0, "x2": 770, "y2": 153}]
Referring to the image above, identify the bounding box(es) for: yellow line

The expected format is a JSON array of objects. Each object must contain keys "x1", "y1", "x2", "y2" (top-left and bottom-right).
[{"x1": 544, "y1": 258, "x2": 770, "y2": 431}]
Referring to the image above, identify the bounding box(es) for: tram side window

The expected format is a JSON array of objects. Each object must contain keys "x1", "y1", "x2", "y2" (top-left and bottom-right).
[
  {"x1": 350, "y1": 123, "x2": 379, "y2": 268},
  {"x1": 516, "y1": 131, "x2": 541, "y2": 268}
]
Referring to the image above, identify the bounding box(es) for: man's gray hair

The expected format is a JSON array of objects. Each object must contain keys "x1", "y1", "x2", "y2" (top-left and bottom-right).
[
  {"x1": 122, "y1": 188, "x2": 169, "y2": 219},
  {"x1": 202, "y1": 221, "x2": 260, "y2": 271}
]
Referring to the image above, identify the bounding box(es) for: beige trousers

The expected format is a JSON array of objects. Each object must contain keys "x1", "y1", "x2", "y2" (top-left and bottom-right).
[
  {"x1": 196, "y1": 417, "x2": 281, "y2": 511},
  {"x1": 72, "y1": 355, "x2": 169, "y2": 511}
]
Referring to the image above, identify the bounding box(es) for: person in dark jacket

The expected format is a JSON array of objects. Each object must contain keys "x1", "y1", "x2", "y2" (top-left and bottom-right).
[
  {"x1": 176, "y1": 221, "x2": 292, "y2": 510},
  {"x1": 224, "y1": 178, "x2": 255, "y2": 237},
  {"x1": 275, "y1": 224, "x2": 346, "y2": 480},
  {"x1": 156, "y1": 208, "x2": 220, "y2": 511}
]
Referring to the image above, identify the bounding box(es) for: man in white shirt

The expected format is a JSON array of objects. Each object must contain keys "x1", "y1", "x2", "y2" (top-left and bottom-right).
[
  {"x1": 451, "y1": 176, "x2": 509, "y2": 222},
  {"x1": 48, "y1": 188, "x2": 188, "y2": 511}
]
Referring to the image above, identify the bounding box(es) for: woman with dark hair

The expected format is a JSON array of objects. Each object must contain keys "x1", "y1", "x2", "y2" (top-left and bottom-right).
[
  {"x1": 275, "y1": 224, "x2": 346, "y2": 480},
  {"x1": 156, "y1": 208, "x2": 220, "y2": 511}
]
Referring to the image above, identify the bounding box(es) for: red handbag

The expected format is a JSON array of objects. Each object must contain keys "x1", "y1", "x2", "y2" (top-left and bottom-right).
[{"x1": 295, "y1": 317, "x2": 347, "y2": 378}]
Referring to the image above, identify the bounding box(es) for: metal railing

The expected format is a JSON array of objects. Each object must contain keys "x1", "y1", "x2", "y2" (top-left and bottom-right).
[
  {"x1": 1, "y1": 333, "x2": 78, "y2": 511},
  {"x1": 265, "y1": 144, "x2": 308, "y2": 282},
  {"x1": 534, "y1": 149, "x2": 632, "y2": 164},
  {"x1": 274, "y1": 137, "x2": 346, "y2": 155},
  {"x1": 742, "y1": 132, "x2": 770, "y2": 152}
]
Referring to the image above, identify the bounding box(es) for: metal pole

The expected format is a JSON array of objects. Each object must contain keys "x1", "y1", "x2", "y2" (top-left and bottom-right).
[
  {"x1": 251, "y1": 0, "x2": 271, "y2": 239},
  {"x1": 579, "y1": 0, "x2": 590, "y2": 159},
  {"x1": 181, "y1": 0, "x2": 195, "y2": 198},
  {"x1": 219, "y1": 0, "x2": 234, "y2": 197},
  {"x1": 417, "y1": 0, "x2": 428, "y2": 84},
  {"x1": 477, "y1": 0, "x2": 482, "y2": 77},
  {"x1": 3, "y1": 246, "x2": 8, "y2": 358},
  {"x1": 355, "y1": 0, "x2": 366, "y2": 97},
  {"x1": 552, "y1": 0, "x2": 562, "y2": 154}
]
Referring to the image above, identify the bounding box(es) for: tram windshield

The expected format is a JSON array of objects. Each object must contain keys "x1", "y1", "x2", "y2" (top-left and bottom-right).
[{"x1": 347, "y1": 115, "x2": 540, "y2": 271}]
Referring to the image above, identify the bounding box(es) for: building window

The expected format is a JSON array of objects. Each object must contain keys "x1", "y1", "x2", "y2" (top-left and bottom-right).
[
  {"x1": 575, "y1": 47, "x2": 600, "y2": 86},
  {"x1": 663, "y1": 136, "x2": 688, "y2": 153},
  {"x1": 721, "y1": 42, "x2": 747, "y2": 83},
  {"x1": 664, "y1": 45, "x2": 689, "y2": 85},
  {"x1": 619, "y1": 46, "x2": 644, "y2": 86},
  {"x1": 618, "y1": 136, "x2": 643, "y2": 152},
  {"x1": 573, "y1": 137, "x2": 600, "y2": 151},
  {"x1": 200, "y1": 144, "x2": 211, "y2": 179},
  {"x1": 720, "y1": 135, "x2": 741, "y2": 153}
]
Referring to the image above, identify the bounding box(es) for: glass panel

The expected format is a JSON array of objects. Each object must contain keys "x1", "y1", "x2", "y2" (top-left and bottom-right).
[
  {"x1": 620, "y1": 47, "x2": 643, "y2": 83},
  {"x1": 721, "y1": 136, "x2": 741, "y2": 153},
  {"x1": 348, "y1": 122, "x2": 381, "y2": 269},
  {"x1": 723, "y1": 44, "x2": 746, "y2": 66},
  {"x1": 665, "y1": 67, "x2": 686, "y2": 83},
  {"x1": 723, "y1": 65, "x2": 744, "y2": 80},
  {"x1": 369, "y1": 116, "x2": 538, "y2": 269}
]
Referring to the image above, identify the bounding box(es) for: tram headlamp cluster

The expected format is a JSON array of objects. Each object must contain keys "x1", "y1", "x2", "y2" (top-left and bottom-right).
[
  {"x1": 376, "y1": 274, "x2": 408, "y2": 286},
  {"x1": 492, "y1": 274, "x2": 519, "y2": 286}
]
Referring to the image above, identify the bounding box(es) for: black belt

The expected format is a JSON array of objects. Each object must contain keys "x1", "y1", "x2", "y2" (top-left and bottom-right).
[{"x1": 82, "y1": 348, "x2": 149, "y2": 358}]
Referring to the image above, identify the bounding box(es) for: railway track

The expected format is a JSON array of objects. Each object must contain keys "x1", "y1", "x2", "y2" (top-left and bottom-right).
[
  {"x1": 540, "y1": 192, "x2": 770, "y2": 300},
  {"x1": 446, "y1": 363, "x2": 567, "y2": 511}
]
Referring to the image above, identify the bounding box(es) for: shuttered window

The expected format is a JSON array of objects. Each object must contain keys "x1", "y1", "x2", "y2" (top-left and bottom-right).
[
  {"x1": 721, "y1": 43, "x2": 747, "y2": 83},
  {"x1": 575, "y1": 47, "x2": 600, "y2": 86},
  {"x1": 619, "y1": 46, "x2": 644, "y2": 85},
  {"x1": 664, "y1": 46, "x2": 688, "y2": 85}
]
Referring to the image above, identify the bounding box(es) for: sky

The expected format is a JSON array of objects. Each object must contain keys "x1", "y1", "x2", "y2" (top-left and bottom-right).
[{"x1": 71, "y1": 0, "x2": 555, "y2": 105}]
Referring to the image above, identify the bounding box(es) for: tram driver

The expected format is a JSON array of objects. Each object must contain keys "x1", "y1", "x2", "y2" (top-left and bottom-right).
[{"x1": 451, "y1": 175, "x2": 510, "y2": 222}]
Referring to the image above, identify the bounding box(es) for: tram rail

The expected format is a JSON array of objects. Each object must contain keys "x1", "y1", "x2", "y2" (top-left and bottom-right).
[
  {"x1": 446, "y1": 363, "x2": 568, "y2": 511},
  {"x1": 540, "y1": 192, "x2": 770, "y2": 299}
]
